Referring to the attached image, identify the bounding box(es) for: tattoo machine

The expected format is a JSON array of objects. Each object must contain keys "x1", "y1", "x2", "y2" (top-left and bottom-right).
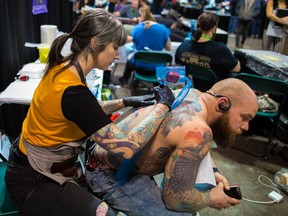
[{"x1": 156, "y1": 66, "x2": 192, "y2": 110}]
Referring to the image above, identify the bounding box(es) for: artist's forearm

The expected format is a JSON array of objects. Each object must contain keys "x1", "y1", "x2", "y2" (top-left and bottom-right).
[
  {"x1": 100, "y1": 99, "x2": 124, "y2": 115},
  {"x1": 163, "y1": 187, "x2": 210, "y2": 212}
]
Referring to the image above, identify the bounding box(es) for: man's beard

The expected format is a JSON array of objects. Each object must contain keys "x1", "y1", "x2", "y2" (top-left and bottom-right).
[{"x1": 211, "y1": 114, "x2": 239, "y2": 149}]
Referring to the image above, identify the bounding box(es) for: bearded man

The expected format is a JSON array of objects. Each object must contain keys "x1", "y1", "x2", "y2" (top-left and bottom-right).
[{"x1": 86, "y1": 78, "x2": 259, "y2": 216}]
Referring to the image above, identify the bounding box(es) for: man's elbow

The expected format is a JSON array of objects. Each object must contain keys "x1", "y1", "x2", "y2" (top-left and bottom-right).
[
  {"x1": 163, "y1": 196, "x2": 178, "y2": 211},
  {"x1": 165, "y1": 46, "x2": 172, "y2": 51},
  {"x1": 163, "y1": 195, "x2": 197, "y2": 212},
  {"x1": 165, "y1": 39, "x2": 172, "y2": 51},
  {"x1": 231, "y1": 61, "x2": 241, "y2": 73}
]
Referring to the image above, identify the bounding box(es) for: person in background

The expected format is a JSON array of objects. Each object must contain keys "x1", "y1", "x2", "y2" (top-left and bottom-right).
[
  {"x1": 114, "y1": 0, "x2": 147, "y2": 35},
  {"x1": 262, "y1": 0, "x2": 288, "y2": 53},
  {"x1": 150, "y1": 0, "x2": 167, "y2": 15},
  {"x1": 155, "y1": 2, "x2": 189, "y2": 42},
  {"x1": 250, "y1": 0, "x2": 266, "y2": 38},
  {"x1": 175, "y1": 12, "x2": 241, "y2": 81},
  {"x1": 235, "y1": 0, "x2": 261, "y2": 48},
  {"x1": 114, "y1": 0, "x2": 128, "y2": 12},
  {"x1": 107, "y1": 0, "x2": 117, "y2": 12},
  {"x1": 228, "y1": 0, "x2": 239, "y2": 34},
  {"x1": 5, "y1": 9, "x2": 175, "y2": 216},
  {"x1": 165, "y1": 1, "x2": 182, "y2": 21},
  {"x1": 86, "y1": 78, "x2": 258, "y2": 215},
  {"x1": 118, "y1": 6, "x2": 171, "y2": 86},
  {"x1": 114, "y1": 0, "x2": 141, "y2": 20}
]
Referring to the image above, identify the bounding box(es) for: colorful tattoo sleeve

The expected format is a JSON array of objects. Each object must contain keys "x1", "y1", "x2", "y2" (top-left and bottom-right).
[
  {"x1": 99, "y1": 99, "x2": 124, "y2": 115},
  {"x1": 91, "y1": 104, "x2": 169, "y2": 159},
  {"x1": 162, "y1": 128, "x2": 212, "y2": 213}
]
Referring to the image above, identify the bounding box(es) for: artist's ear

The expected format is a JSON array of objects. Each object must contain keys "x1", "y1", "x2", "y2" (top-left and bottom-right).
[
  {"x1": 90, "y1": 37, "x2": 97, "y2": 50},
  {"x1": 87, "y1": 37, "x2": 97, "y2": 54}
]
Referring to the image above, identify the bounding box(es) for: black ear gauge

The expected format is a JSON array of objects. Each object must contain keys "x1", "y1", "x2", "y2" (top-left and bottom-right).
[
  {"x1": 218, "y1": 102, "x2": 231, "y2": 112},
  {"x1": 206, "y1": 91, "x2": 232, "y2": 112}
]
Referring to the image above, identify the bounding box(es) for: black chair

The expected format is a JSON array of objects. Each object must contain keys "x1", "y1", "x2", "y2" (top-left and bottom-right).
[
  {"x1": 185, "y1": 64, "x2": 218, "y2": 92},
  {"x1": 234, "y1": 73, "x2": 288, "y2": 159},
  {"x1": 131, "y1": 51, "x2": 173, "y2": 95},
  {"x1": 182, "y1": 7, "x2": 202, "y2": 20}
]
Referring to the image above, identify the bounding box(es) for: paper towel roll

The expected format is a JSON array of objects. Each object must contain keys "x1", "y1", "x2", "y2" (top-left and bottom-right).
[{"x1": 40, "y1": 25, "x2": 58, "y2": 45}]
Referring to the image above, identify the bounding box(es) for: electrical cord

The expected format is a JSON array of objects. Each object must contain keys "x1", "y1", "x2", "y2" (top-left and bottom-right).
[{"x1": 242, "y1": 175, "x2": 281, "y2": 204}]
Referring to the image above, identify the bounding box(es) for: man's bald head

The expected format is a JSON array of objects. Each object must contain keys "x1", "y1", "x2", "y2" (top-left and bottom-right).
[
  {"x1": 209, "y1": 78, "x2": 258, "y2": 149},
  {"x1": 210, "y1": 78, "x2": 258, "y2": 108}
]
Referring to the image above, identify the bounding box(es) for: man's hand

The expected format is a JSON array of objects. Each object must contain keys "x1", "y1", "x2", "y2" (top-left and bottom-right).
[
  {"x1": 215, "y1": 172, "x2": 230, "y2": 190},
  {"x1": 123, "y1": 94, "x2": 155, "y2": 107},
  {"x1": 208, "y1": 182, "x2": 240, "y2": 210}
]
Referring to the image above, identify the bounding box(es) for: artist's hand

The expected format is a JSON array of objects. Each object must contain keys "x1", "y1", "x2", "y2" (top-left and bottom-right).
[
  {"x1": 154, "y1": 85, "x2": 175, "y2": 111},
  {"x1": 209, "y1": 182, "x2": 240, "y2": 210},
  {"x1": 123, "y1": 94, "x2": 155, "y2": 107},
  {"x1": 215, "y1": 172, "x2": 230, "y2": 190}
]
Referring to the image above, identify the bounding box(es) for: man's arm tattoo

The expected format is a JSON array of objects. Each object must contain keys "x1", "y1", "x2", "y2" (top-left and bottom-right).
[
  {"x1": 163, "y1": 130, "x2": 212, "y2": 213},
  {"x1": 91, "y1": 105, "x2": 168, "y2": 159}
]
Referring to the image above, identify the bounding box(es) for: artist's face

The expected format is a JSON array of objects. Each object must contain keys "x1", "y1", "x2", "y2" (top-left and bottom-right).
[{"x1": 94, "y1": 43, "x2": 119, "y2": 70}]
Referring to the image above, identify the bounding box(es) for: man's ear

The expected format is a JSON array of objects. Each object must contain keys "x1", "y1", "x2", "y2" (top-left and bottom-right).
[{"x1": 216, "y1": 97, "x2": 231, "y2": 113}]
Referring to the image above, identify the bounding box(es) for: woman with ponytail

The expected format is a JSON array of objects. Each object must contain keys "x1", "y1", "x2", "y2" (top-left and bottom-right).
[
  {"x1": 5, "y1": 8, "x2": 175, "y2": 216},
  {"x1": 175, "y1": 12, "x2": 241, "y2": 81}
]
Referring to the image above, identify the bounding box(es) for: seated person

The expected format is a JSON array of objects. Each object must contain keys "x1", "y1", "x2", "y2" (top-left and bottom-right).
[
  {"x1": 113, "y1": 0, "x2": 128, "y2": 12},
  {"x1": 114, "y1": 0, "x2": 144, "y2": 21},
  {"x1": 175, "y1": 12, "x2": 241, "y2": 81},
  {"x1": 113, "y1": 0, "x2": 146, "y2": 35},
  {"x1": 156, "y1": 2, "x2": 189, "y2": 42},
  {"x1": 86, "y1": 78, "x2": 259, "y2": 215},
  {"x1": 118, "y1": 5, "x2": 171, "y2": 86},
  {"x1": 150, "y1": 0, "x2": 166, "y2": 15}
]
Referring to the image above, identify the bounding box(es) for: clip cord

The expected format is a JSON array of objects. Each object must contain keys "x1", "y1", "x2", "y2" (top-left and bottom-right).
[{"x1": 171, "y1": 76, "x2": 192, "y2": 110}]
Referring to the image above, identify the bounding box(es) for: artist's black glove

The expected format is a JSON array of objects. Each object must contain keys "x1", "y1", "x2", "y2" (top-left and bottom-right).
[
  {"x1": 123, "y1": 94, "x2": 155, "y2": 107},
  {"x1": 154, "y1": 85, "x2": 175, "y2": 111}
]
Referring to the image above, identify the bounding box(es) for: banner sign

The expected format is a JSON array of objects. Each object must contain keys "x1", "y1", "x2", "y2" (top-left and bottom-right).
[{"x1": 32, "y1": 0, "x2": 48, "y2": 15}]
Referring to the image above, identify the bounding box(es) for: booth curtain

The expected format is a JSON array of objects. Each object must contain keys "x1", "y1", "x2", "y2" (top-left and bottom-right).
[{"x1": 0, "y1": 0, "x2": 79, "y2": 139}]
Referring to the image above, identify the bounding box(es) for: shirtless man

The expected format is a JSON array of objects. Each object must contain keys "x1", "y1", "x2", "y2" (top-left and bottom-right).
[{"x1": 86, "y1": 78, "x2": 258, "y2": 216}]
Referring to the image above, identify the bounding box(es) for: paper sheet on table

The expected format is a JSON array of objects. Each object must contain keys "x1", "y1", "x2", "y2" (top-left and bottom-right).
[
  {"x1": 0, "y1": 79, "x2": 41, "y2": 105},
  {"x1": 18, "y1": 63, "x2": 46, "y2": 78}
]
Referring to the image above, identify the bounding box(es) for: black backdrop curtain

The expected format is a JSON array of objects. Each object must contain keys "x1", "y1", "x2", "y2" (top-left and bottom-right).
[{"x1": 0, "y1": 0, "x2": 80, "y2": 139}]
